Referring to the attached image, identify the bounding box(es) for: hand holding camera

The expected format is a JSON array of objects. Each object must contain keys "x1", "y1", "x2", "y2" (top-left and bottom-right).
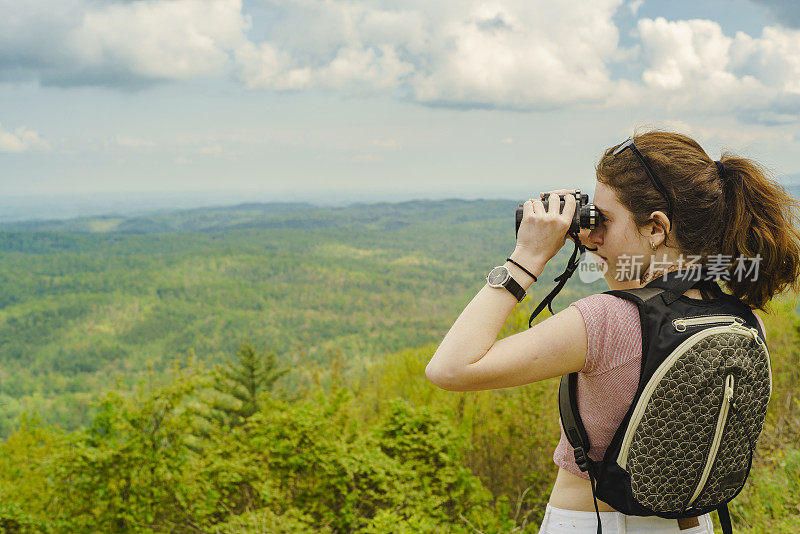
[
  {"x1": 513, "y1": 190, "x2": 576, "y2": 266},
  {"x1": 514, "y1": 189, "x2": 599, "y2": 263},
  {"x1": 502, "y1": 189, "x2": 601, "y2": 325}
]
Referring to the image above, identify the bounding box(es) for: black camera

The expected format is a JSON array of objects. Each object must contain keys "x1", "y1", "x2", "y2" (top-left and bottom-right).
[{"x1": 515, "y1": 190, "x2": 598, "y2": 238}]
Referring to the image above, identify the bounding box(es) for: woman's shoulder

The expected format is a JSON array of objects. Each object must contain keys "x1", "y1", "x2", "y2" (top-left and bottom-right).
[
  {"x1": 571, "y1": 292, "x2": 639, "y2": 315},
  {"x1": 753, "y1": 310, "x2": 766, "y2": 339},
  {"x1": 569, "y1": 293, "x2": 639, "y2": 333},
  {"x1": 570, "y1": 293, "x2": 641, "y2": 375}
]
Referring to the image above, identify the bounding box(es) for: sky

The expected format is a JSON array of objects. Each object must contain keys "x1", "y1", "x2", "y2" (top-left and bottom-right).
[{"x1": 2, "y1": 0, "x2": 800, "y2": 217}]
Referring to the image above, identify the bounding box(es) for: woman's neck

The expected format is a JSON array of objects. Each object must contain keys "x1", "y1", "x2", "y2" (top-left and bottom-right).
[{"x1": 639, "y1": 262, "x2": 692, "y2": 287}]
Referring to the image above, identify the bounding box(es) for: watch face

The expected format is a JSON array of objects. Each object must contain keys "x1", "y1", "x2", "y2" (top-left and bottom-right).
[{"x1": 487, "y1": 266, "x2": 510, "y2": 286}]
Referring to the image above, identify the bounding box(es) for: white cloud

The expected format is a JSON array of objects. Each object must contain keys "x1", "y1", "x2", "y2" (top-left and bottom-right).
[
  {"x1": 2, "y1": 0, "x2": 800, "y2": 122},
  {"x1": 634, "y1": 18, "x2": 800, "y2": 120},
  {"x1": 235, "y1": 0, "x2": 627, "y2": 107},
  {"x1": 410, "y1": 1, "x2": 626, "y2": 107},
  {"x1": 231, "y1": 3, "x2": 800, "y2": 119},
  {"x1": 731, "y1": 26, "x2": 800, "y2": 94},
  {"x1": 235, "y1": 41, "x2": 414, "y2": 93},
  {"x1": 0, "y1": 0, "x2": 249, "y2": 86},
  {"x1": 0, "y1": 122, "x2": 49, "y2": 153},
  {"x1": 655, "y1": 119, "x2": 794, "y2": 148},
  {"x1": 639, "y1": 18, "x2": 733, "y2": 90},
  {"x1": 70, "y1": 0, "x2": 248, "y2": 81}
]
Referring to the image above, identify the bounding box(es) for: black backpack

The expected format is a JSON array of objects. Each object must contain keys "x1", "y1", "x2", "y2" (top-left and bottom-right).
[{"x1": 559, "y1": 269, "x2": 772, "y2": 534}]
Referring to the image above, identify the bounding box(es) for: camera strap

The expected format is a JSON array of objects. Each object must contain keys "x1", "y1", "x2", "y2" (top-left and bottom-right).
[{"x1": 527, "y1": 228, "x2": 586, "y2": 328}]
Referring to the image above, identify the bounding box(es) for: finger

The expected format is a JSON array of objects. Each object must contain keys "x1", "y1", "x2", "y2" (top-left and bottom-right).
[
  {"x1": 546, "y1": 193, "x2": 559, "y2": 215},
  {"x1": 522, "y1": 199, "x2": 534, "y2": 220},
  {"x1": 563, "y1": 191, "x2": 576, "y2": 217},
  {"x1": 531, "y1": 196, "x2": 545, "y2": 214}
]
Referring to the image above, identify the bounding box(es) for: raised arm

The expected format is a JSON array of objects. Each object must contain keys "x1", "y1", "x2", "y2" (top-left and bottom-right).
[{"x1": 426, "y1": 190, "x2": 588, "y2": 391}]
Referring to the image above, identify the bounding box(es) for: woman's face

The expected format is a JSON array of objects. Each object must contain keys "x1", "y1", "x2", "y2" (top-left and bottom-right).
[{"x1": 582, "y1": 181, "x2": 653, "y2": 289}]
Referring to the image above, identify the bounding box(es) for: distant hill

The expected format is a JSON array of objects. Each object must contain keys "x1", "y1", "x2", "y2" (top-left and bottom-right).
[{"x1": 0, "y1": 198, "x2": 514, "y2": 235}]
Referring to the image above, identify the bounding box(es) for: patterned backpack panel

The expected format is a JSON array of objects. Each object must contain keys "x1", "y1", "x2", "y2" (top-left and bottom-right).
[{"x1": 616, "y1": 318, "x2": 771, "y2": 514}]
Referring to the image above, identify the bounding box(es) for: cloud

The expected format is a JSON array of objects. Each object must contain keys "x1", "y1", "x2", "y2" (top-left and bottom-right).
[
  {"x1": 634, "y1": 17, "x2": 800, "y2": 122},
  {"x1": 230, "y1": 2, "x2": 800, "y2": 120},
  {"x1": 0, "y1": 122, "x2": 49, "y2": 153},
  {"x1": 655, "y1": 119, "x2": 794, "y2": 148},
  {"x1": 2, "y1": 0, "x2": 800, "y2": 123},
  {"x1": 235, "y1": 41, "x2": 414, "y2": 93},
  {"x1": 409, "y1": 1, "x2": 627, "y2": 108},
  {"x1": 235, "y1": 0, "x2": 629, "y2": 108},
  {"x1": 0, "y1": 0, "x2": 249, "y2": 87}
]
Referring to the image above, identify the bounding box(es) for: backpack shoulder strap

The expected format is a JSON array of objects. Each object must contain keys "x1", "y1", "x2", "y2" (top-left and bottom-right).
[
  {"x1": 603, "y1": 286, "x2": 667, "y2": 304},
  {"x1": 718, "y1": 503, "x2": 733, "y2": 534},
  {"x1": 558, "y1": 372, "x2": 592, "y2": 472},
  {"x1": 558, "y1": 372, "x2": 604, "y2": 533}
]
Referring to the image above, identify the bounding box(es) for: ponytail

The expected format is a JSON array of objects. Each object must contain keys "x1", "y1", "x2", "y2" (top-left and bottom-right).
[{"x1": 718, "y1": 156, "x2": 800, "y2": 311}]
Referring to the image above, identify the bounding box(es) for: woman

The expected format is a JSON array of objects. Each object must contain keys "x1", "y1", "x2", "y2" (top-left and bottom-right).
[{"x1": 425, "y1": 130, "x2": 800, "y2": 533}]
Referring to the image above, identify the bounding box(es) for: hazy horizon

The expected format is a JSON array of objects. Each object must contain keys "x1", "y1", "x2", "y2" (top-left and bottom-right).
[
  {"x1": 0, "y1": 187, "x2": 538, "y2": 223},
  {"x1": 3, "y1": 176, "x2": 800, "y2": 224}
]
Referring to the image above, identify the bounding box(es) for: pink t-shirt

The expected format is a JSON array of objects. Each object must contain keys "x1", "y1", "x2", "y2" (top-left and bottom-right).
[{"x1": 553, "y1": 293, "x2": 766, "y2": 480}]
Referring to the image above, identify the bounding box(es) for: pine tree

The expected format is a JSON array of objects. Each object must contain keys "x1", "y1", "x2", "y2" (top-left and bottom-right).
[
  {"x1": 218, "y1": 342, "x2": 290, "y2": 422},
  {"x1": 189, "y1": 342, "x2": 290, "y2": 443}
]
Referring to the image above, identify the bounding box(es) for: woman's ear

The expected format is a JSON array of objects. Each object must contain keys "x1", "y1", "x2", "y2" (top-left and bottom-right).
[
  {"x1": 648, "y1": 211, "x2": 670, "y2": 241},
  {"x1": 659, "y1": 210, "x2": 673, "y2": 234}
]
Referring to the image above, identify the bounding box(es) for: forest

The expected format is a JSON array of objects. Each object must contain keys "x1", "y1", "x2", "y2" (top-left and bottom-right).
[{"x1": 0, "y1": 199, "x2": 797, "y2": 532}]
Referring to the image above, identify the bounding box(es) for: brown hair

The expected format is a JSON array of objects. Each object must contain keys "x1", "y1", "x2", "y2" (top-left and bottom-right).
[{"x1": 596, "y1": 129, "x2": 800, "y2": 312}]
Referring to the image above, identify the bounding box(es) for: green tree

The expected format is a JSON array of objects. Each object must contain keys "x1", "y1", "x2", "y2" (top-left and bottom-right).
[{"x1": 191, "y1": 343, "x2": 291, "y2": 437}]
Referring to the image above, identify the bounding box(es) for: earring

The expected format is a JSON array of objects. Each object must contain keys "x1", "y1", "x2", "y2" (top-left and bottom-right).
[{"x1": 650, "y1": 241, "x2": 657, "y2": 251}]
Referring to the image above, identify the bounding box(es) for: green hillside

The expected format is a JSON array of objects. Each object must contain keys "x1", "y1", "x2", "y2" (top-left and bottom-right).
[{"x1": 0, "y1": 199, "x2": 605, "y2": 436}]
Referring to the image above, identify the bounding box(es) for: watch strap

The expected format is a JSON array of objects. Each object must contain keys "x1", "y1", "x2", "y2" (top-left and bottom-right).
[{"x1": 504, "y1": 274, "x2": 526, "y2": 302}]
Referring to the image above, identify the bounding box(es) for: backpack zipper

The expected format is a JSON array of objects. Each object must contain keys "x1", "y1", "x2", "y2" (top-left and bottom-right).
[
  {"x1": 617, "y1": 323, "x2": 760, "y2": 470},
  {"x1": 687, "y1": 373, "x2": 735, "y2": 506},
  {"x1": 672, "y1": 315, "x2": 743, "y2": 332},
  {"x1": 732, "y1": 323, "x2": 772, "y2": 397}
]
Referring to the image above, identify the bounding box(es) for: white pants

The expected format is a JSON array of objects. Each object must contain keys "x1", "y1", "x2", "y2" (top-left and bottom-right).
[{"x1": 537, "y1": 503, "x2": 714, "y2": 534}]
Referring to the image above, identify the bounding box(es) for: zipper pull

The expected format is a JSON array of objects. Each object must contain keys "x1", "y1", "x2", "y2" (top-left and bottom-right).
[
  {"x1": 725, "y1": 375, "x2": 737, "y2": 411},
  {"x1": 749, "y1": 327, "x2": 763, "y2": 345}
]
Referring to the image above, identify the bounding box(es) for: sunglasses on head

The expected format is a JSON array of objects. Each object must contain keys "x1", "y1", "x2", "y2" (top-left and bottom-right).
[{"x1": 612, "y1": 137, "x2": 674, "y2": 228}]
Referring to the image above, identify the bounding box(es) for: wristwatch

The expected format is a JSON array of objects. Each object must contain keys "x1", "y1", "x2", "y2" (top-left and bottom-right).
[{"x1": 486, "y1": 265, "x2": 526, "y2": 302}]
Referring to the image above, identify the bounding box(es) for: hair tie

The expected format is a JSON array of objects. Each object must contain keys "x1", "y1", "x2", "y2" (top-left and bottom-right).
[{"x1": 715, "y1": 160, "x2": 727, "y2": 180}]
